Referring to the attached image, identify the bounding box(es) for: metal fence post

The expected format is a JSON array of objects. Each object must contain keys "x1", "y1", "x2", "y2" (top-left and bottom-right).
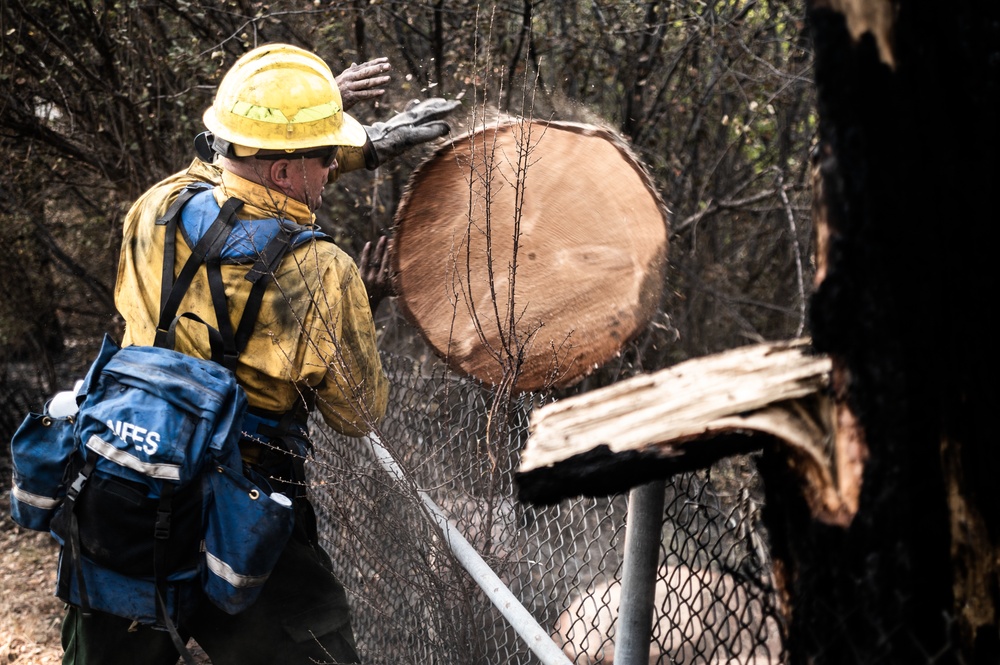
[
  {"x1": 615, "y1": 479, "x2": 666, "y2": 665},
  {"x1": 366, "y1": 434, "x2": 574, "y2": 665}
]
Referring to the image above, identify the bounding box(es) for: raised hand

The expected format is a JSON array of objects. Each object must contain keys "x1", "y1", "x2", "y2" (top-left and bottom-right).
[
  {"x1": 366, "y1": 98, "x2": 462, "y2": 166},
  {"x1": 336, "y1": 58, "x2": 392, "y2": 111}
]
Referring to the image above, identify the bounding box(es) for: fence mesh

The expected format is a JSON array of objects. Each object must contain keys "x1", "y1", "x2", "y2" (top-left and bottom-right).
[
  {"x1": 309, "y1": 349, "x2": 786, "y2": 665},
  {"x1": 0, "y1": 326, "x2": 786, "y2": 664}
]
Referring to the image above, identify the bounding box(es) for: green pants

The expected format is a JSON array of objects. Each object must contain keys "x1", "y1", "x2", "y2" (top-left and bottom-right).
[{"x1": 61, "y1": 501, "x2": 360, "y2": 665}]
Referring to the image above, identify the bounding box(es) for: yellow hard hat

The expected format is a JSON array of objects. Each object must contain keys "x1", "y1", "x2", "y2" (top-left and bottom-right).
[{"x1": 203, "y1": 43, "x2": 368, "y2": 154}]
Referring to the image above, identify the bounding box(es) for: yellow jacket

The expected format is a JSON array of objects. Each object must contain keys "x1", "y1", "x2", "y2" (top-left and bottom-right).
[{"x1": 115, "y1": 159, "x2": 388, "y2": 437}]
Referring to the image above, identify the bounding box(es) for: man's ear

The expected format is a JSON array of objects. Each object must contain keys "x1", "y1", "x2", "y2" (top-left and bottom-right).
[{"x1": 269, "y1": 159, "x2": 294, "y2": 191}]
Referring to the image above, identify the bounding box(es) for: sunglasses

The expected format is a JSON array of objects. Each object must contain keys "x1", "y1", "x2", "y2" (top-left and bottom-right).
[{"x1": 254, "y1": 145, "x2": 339, "y2": 169}]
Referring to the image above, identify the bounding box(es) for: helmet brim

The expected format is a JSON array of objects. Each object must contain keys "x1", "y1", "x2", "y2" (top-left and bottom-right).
[{"x1": 202, "y1": 106, "x2": 370, "y2": 152}]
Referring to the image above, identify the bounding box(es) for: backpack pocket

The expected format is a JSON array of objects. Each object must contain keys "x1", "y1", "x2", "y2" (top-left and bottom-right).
[
  {"x1": 77, "y1": 371, "x2": 198, "y2": 482},
  {"x1": 10, "y1": 412, "x2": 77, "y2": 531},
  {"x1": 51, "y1": 472, "x2": 203, "y2": 578},
  {"x1": 202, "y1": 463, "x2": 295, "y2": 614}
]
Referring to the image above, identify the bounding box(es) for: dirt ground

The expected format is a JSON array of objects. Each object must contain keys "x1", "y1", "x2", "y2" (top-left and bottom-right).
[{"x1": 0, "y1": 489, "x2": 64, "y2": 664}]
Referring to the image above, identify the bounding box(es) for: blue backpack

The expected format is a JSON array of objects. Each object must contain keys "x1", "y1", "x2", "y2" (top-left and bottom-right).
[{"x1": 9, "y1": 183, "x2": 325, "y2": 652}]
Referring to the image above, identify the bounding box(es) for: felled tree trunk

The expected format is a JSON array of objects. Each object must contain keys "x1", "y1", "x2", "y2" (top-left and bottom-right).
[
  {"x1": 392, "y1": 119, "x2": 668, "y2": 393},
  {"x1": 766, "y1": 1, "x2": 1000, "y2": 662}
]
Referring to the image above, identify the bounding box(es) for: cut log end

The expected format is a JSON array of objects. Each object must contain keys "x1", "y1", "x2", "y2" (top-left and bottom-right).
[{"x1": 392, "y1": 118, "x2": 669, "y2": 392}]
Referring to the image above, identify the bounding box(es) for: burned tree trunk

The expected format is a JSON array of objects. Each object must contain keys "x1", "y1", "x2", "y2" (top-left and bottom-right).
[{"x1": 763, "y1": 1, "x2": 1000, "y2": 662}]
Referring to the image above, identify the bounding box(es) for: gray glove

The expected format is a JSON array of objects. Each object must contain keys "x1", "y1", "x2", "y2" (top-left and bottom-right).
[{"x1": 364, "y1": 98, "x2": 461, "y2": 167}]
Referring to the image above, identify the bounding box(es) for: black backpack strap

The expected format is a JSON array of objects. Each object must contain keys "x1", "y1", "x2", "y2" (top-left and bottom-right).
[
  {"x1": 232, "y1": 227, "x2": 303, "y2": 355},
  {"x1": 155, "y1": 184, "x2": 210, "y2": 311},
  {"x1": 154, "y1": 196, "x2": 244, "y2": 355},
  {"x1": 205, "y1": 217, "x2": 309, "y2": 371},
  {"x1": 155, "y1": 183, "x2": 211, "y2": 228},
  {"x1": 234, "y1": 228, "x2": 315, "y2": 470},
  {"x1": 161, "y1": 313, "x2": 227, "y2": 366},
  {"x1": 155, "y1": 589, "x2": 196, "y2": 665},
  {"x1": 152, "y1": 482, "x2": 196, "y2": 664},
  {"x1": 59, "y1": 453, "x2": 99, "y2": 617},
  {"x1": 153, "y1": 482, "x2": 173, "y2": 622},
  {"x1": 204, "y1": 233, "x2": 239, "y2": 369}
]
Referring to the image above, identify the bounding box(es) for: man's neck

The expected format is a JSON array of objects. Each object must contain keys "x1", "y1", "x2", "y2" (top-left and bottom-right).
[{"x1": 218, "y1": 166, "x2": 315, "y2": 225}]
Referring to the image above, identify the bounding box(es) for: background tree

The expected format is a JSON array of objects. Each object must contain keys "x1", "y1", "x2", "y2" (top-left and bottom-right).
[{"x1": 0, "y1": 0, "x2": 816, "y2": 398}]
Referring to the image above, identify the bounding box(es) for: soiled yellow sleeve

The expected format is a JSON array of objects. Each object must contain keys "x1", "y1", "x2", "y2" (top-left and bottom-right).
[{"x1": 291, "y1": 246, "x2": 388, "y2": 436}]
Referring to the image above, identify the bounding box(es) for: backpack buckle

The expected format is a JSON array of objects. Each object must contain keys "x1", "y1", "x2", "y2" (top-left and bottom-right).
[
  {"x1": 66, "y1": 455, "x2": 98, "y2": 502},
  {"x1": 154, "y1": 509, "x2": 171, "y2": 539},
  {"x1": 67, "y1": 472, "x2": 88, "y2": 500}
]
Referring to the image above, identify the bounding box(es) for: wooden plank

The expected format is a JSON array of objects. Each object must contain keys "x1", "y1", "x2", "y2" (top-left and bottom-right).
[{"x1": 517, "y1": 339, "x2": 835, "y2": 505}]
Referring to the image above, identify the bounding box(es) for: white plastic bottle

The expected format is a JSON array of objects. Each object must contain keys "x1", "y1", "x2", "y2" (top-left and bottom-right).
[
  {"x1": 269, "y1": 492, "x2": 292, "y2": 508},
  {"x1": 47, "y1": 379, "x2": 84, "y2": 418}
]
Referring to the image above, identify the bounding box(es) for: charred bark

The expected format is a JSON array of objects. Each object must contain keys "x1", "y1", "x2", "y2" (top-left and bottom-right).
[{"x1": 764, "y1": 2, "x2": 1000, "y2": 662}]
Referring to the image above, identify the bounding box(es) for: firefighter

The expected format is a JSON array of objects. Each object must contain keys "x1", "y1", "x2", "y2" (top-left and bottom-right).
[{"x1": 61, "y1": 43, "x2": 457, "y2": 665}]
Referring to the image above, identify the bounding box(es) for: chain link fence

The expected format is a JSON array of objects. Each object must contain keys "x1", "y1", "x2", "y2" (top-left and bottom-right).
[
  {"x1": 309, "y1": 349, "x2": 786, "y2": 665},
  {"x1": 0, "y1": 332, "x2": 786, "y2": 665}
]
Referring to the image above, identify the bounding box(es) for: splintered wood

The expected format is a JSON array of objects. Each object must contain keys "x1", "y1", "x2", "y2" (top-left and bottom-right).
[
  {"x1": 392, "y1": 119, "x2": 668, "y2": 392},
  {"x1": 517, "y1": 339, "x2": 846, "y2": 516}
]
